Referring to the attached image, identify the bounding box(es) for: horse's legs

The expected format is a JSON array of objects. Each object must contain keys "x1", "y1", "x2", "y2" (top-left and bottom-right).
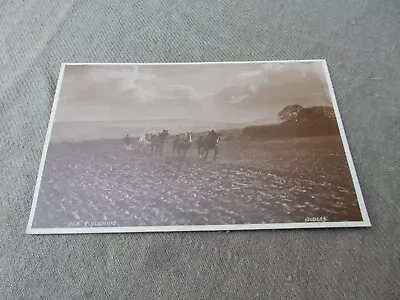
[
  {"x1": 213, "y1": 147, "x2": 218, "y2": 161},
  {"x1": 203, "y1": 149, "x2": 209, "y2": 160},
  {"x1": 199, "y1": 146, "x2": 203, "y2": 157}
]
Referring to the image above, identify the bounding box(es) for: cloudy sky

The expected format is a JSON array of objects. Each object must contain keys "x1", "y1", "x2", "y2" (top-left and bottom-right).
[{"x1": 55, "y1": 61, "x2": 332, "y2": 124}]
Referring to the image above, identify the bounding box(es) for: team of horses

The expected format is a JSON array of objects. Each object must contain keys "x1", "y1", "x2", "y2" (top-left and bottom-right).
[{"x1": 124, "y1": 130, "x2": 221, "y2": 161}]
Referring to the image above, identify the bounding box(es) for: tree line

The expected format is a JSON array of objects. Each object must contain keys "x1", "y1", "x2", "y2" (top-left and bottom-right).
[{"x1": 242, "y1": 105, "x2": 339, "y2": 138}]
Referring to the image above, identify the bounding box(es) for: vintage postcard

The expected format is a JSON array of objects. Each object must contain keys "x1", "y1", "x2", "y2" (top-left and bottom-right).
[{"x1": 26, "y1": 60, "x2": 370, "y2": 234}]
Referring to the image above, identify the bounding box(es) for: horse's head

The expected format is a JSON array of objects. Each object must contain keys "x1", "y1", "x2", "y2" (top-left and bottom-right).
[
  {"x1": 185, "y1": 132, "x2": 193, "y2": 143},
  {"x1": 159, "y1": 129, "x2": 168, "y2": 138},
  {"x1": 157, "y1": 130, "x2": 169, "y2": 142}
]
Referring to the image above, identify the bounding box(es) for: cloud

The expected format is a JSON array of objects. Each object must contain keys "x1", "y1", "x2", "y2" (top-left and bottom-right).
[
  {"x1": 132, "y1": 86, "x2": 159, "y2": 104},
  {"x1": 119, "y1": 70, "x2": 163, "y2": 92},
  {"x1": 85, "y1": 67, "x2": 204, "y2": 106},
  {"x1": 261, "y1": 62, "x2": 289, "y2": 72},
  {"x1": 236, "y1": 69, "x2": 269, "y2": 89},
  {"x1": 228, "y1": 95, "x2": 248, "y2": 104},
  {"x1": 58, "y1": 62, "x2": 330, "y2": 123},
  {"x1": 81, "y1": 66, "x2": 166, "y2": 105},
  {"x1": 165, "y1": 85, "x2": 201, "y2": 102},
  {"x1": 119, "y1": 82, "x2": 204, "y2": 107},
  {"x1": 87, "y1": 65, "x2": 169, "y2": 105},
  {"x1": 248, "y1": 84, "x2": 257, "y2": 93},
  {"x1": 240, "y1": 70, "x2": 264, "y2": 78}
]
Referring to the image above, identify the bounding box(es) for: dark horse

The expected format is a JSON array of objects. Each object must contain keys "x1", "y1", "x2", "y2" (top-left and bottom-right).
[
  {"x1": 150, "y1": 130, "x2": 169, "y2": 156},
  {"x1": 197, "y1": 130, "x2": 221, "y2": 161},
  {"x1": 173, "y1": 132, "x2": 193, "y2": 158}
]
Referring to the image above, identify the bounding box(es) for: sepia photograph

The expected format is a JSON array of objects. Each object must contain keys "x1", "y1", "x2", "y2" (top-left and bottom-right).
[{"x1": 27, "y1": 60, "x2": 370, "y2": 234}]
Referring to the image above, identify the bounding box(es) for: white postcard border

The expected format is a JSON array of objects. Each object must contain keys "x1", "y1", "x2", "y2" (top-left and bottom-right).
[{"x1": 26, "y1": 59, "x2": 371, "y2": 234}]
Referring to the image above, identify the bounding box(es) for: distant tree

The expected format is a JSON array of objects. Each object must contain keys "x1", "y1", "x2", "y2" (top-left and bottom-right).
[
  {"x1": 297, "y1": 107, "x2": 335, "y2": 124},
  {"x1": 278, "y1": 105, "x2": 336, "y2": 123},
  {"x1": 308, "y1": 106, "x2": 336, "y2": 120},
  {"x1": 278, "y1": 104, "x2": 303, "y2": 122},
  {"x1": 242, "y1": 105, "x2": 338, "y2": 138}
]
